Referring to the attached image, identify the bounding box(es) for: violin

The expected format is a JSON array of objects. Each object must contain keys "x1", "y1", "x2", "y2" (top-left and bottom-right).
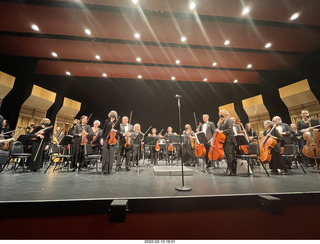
[
  {"x1": 168, "y1": 143, "x2": 174, "y2": 152},
  {"x1": 302, "y1": 120, "x2": 320, "y2": 159},
  {"x1": 259, "y1": 124, "x2": 278, "y2": 163},
  {"x1": 208, "y1": 131, "x2": 225, "y2": 161},
  {"x1": 124, "y1": 133, "x2": 132, "y2": 149},
  {"x1": 108, "y1": 116, "x2": 120, "y2": 145},
  {"x1": 35, "y1": 125, "x2": 53, "y2": 136},
  {"x1": 80, "y1": 114, "x2": 92, "y2": 146},
  {"x1": 154, "y1": 129, "x2": 163, "y2": 152},
  {"x1": 1, "y1": 138, "x2": 16, "y2": 150}
]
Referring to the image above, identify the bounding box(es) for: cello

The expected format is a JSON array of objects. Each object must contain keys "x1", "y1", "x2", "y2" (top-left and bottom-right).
[
  {"x1": 259, "y1": 124, "x2": 277, "y2": 164},
  {"x1": 208, "y1": 131, "x2": 225, "y2": 161},
  {"x1": 301, "y1": 120, "x2": 320, "y2": 159},
  {"x1": 193, "y1": 112, "x2": 206, "y2": 157}
]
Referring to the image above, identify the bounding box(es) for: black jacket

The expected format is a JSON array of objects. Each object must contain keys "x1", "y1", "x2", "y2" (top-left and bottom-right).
[{"x1": 218, "y1": 118, "x2": 237, "y2": 145}]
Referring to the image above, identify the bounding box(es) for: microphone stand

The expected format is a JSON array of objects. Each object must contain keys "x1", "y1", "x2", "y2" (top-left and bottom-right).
[{"x1": 175, "y1": 95, "x2": 192, "y2": 191}]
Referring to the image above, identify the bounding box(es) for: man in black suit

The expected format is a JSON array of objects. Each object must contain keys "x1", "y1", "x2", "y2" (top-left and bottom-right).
[
  {"x1": 216, "y1": 110, "x2": 237, "y2": 176},
  {"x1": 198, "y1": 114, "x2": 216, "y2": 168},
  {"x1": 116, "y1": 116, "x2": 134, "y2": 171}
]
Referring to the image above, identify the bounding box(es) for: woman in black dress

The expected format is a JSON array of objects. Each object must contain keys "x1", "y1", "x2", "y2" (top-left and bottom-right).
[
  {"x1": 27, "y1": 118, "x2": 52, "y2": 172},
  {"x1": 182, "y1": 124, "x2": 196, "y2": 166},
  {"x1": 263, "y1": 120, "x2": 290, "y2": 175}
]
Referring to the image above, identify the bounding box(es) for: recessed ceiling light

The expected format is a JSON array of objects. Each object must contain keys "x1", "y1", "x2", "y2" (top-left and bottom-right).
[
  {"x1": 175, "y1": 59, "x2": 180, "y2": 64},
  {"x1": 102, "y1": 73, "x2": 107, "y2": 77},
  {"x1": 51, "y1": 52, "x2": 57, "y2": 57},
  {"x1": 136, "y1": 57, "x2": 142, "y2": 62},
  {"x1": 234, "y1": 79, "x2": 238, "y2": 83},
  {"x1": 84, "y1": 28, "x2": 91, "y2": 35},
  {"x1": 265, "y1": 42, "x2": 272, "y2": 48},
  {"x1": 242, "y1": 7, "x2": 250, "y2": 15},
  {"x1": 138, "y1": 75, "x2": 142, "y2": 79},
  {"x1": 189, "y1": 2, "x2": 196, "y2": 10},
  {"x1": 171, "y1": 76, "x2": 176, "y2": 80},
  {"x1": 31, "y1": 24, "x2": 39, "y2": 31},
  {"x1": 132, "y1": 0, "x2": 138, "y2": 4},
  {"x1": 224, "y1": 40, "x2": 230, "y2": 45},
  {"x1": 203, "y1": 78, "x2": 208, "y2": 82},
  {"x1": 212, "y1": 62, "x2": 217, "y2": 66},
  {"x1": 134, "y1": 33, "x2": 140, "y2": 39},
  {"x1": 247, "y1": 64, "x2": 252, "y2": 69},
  {"x1": 290, "y1": 12, "x2": 299, "y2": 21},
  {"x1": 95, "y1": 55, "x2": 101, "y2": 60},
  {"x1": 66, "y1": 71, "x2": 71, "y2": 76},
  {"x1": 181, "y1": 36, "x2": 187, "y2": 42}
]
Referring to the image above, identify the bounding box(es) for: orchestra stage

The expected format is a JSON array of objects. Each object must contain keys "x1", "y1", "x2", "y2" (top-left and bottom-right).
[{"x1": 1, "y1": 159, "x2": 320, "y2": 215}]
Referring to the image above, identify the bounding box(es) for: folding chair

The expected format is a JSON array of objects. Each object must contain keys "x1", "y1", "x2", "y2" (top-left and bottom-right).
[
  {"x1": 281, "y1": 144, "x2": 306, "y2": 174},
  {"x1": 44, "y1": 143, "x2": 72, "y2": 173},
  {"x1": 78, "y1": 144, "x2": 101, "y2": 173},
  {"x1": 236, "y1": 142, "x2": 270, "y2": 176},
  {"x1": 0, "y1": 141, "x2": 31, "y2": 173}
]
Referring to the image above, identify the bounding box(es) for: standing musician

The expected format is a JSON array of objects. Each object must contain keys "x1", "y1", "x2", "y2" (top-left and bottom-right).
[
  {"x1": 70, "y1": 115, "x2": 90, "y2": 171},
  {"x1": 165, "y1": 127, "x2": 177, "y2": 136},
  {"x1": 215, "y1": 110, "x2": 237, "y2": 176},
  {"x1": 197, "y1": 114, "x2": 216, "y2": 168},
  {"x1": 148, "y1": 128, "x2": 163, "y2": 165},
  {"x1": 131, "y1": 123, "x2": 143, "y2": 167},
  {"x1": 245, "y1": 123, "x2": 258, "y2": 141},
  {"x1": 116, "y1": 116, "x2": 134, "y2": 171},
  {"x1": 27, "y1": 118, "x2": 52, "y2": 172},
  {"x1": 262, "y1": 120, "x2": 290, "y2": 175},
  {"x1": 297, "y1": 109, "x2": 320, "y2": 172},
  {"x1": 87, "y1": 120, "x2": 102, "y2": 155},
  {"x1": 101, "y1": 110, "x2": 120, "y2": 174},
  {"x1": 230, "y1": 117, "x2": 240, "y2": 136},
  {"x1": 68, "y1": 119, "x2": 79, "y2": 136},
  {"x1": 182, "y1": 124, "x2": 196, "y2": 166}
]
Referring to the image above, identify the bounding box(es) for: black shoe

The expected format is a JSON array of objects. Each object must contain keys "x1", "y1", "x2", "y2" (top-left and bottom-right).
[
  {"x1": 71, "y1": 168, "x2": 76, "y2": 172},
  {"x1": 101, "y1": 172, "x2": 107, "y2": 175},
  {"x1": 225, "y1": 169, "x2": 231, "y2": 176},
  {"x1": 280, "y1": 170, "x2": 290, "y2": 175},
  {"x1": 126, "y1": 168, "x2": 130, "y2": 171}
]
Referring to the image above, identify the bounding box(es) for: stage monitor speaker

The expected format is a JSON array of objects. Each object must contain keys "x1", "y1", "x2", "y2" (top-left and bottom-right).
[
  {"x1": 259, "y1": 195, "x2": 283, "y2": 215},
  {"x1": 109, "y1": 200, "x2": 128, "y2": 222}
]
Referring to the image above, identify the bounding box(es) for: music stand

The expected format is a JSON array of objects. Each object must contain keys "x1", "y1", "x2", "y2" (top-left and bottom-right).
[
  {"x1": 133, "y1": 133, "x2": 143, "y2": 172},
  {"x1": 195, "y1": 132, "x2": 209, "y2": 173},
  {"x1": 143, "y1": 137, "x2": 158, "y2": 166},
  {"x1": 235, "y1": 135, "x2": 249, "y2": 147},
  {"x1": 166, "y1": 134, "x2": 180, "y2": 165}
]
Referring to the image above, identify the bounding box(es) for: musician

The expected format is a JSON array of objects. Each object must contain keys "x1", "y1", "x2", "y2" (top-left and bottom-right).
[
  {"x1": 148, "y1": 128, "x2": 163, "y2": 165},
  {"x1": 87, "y1": 120, "x2": 102, "y2": 155},
  {"x1": 230, "y1": 117, "x2": 240, "y2": 136},
  {"x1": 197, "y1": 114, "x2": 216, "y2": 168},
  {"x1": 245, "y1": 123, "x2": 258, "y2": 141},
  {"x1": 68, "y1": 119, "x2": 79, "y2": 136},
  {"x1": 101, "y1": 110, "x2": 120, "y2": 174},
  {"x1": 116, "y1": 116, "x2": 134, "y2": 171},
  {"x1": 0, "y1": 114, "x2": 3, "y2": 134},
  {"x1": 25, "y1": 123, "x2": 35, "y2": 135},
  {"x1": 131, "y1": 123, "x2": 143, "y2": 167},
  {"x1": 165, "y1": 127, "x2": 177, "y2": 136},
  {"x1": 297, "y1": 110, "x2": 320, "y2": 171},
  {"x1": 70, "y1": 115, "x2": 90, "y2": 171},
  {"x1": 27, "y1": 118, "x2": 52, "y2": 172},
  {"x1": 182, "y1": 124, "x2": 196, "y2": 166},
  {"x1": 2, "y1": 120, "x2": 11, "y2": 139},
  {"x1": 263, "y1": 120, "x2": 290, "y2": 175},
  {"x1": 272, "y1": 116, "x2": 291, "y2": 139},
  {"x1": 215, "y1": 110, "x2": 237, "y2": 176},
  {"x1": 290, "y1": 123, "x2": 302, "y2": 148}
]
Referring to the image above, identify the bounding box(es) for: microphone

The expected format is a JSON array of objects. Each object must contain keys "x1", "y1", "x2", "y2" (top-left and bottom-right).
[{"x1": 175, "y1": 94, "x2": 181, "y2": 98}]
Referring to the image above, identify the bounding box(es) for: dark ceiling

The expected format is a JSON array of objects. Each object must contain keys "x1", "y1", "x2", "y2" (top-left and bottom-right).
[{"x1": 0, "y1": 0, "x2": 319, "y2": 84}]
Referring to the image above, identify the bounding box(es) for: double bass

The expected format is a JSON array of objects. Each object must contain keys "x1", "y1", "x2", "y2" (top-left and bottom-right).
[
  {"x1": 302, "y1": 120, "x2": 320, "y2": 159},
  {"x1": 259, "y1": 124, "x2": 277, "y2": 164}
]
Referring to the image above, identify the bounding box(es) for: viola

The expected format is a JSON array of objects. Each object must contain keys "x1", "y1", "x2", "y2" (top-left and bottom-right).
[
  {"x1": 259, "y1": 125, "x2": 277, "y2": 163},
  {"x1": 108, "y1": 116, "x2": 120, "y2": 145},
  {"x1": 302, "y1": 123, "x2": 320, "y2": 159},
  {"x1": 168, "y1": 143, "x2": 174, "y2": 152},
  {"x1": 155, "y1": 140, "x2": 160, "y2": 151},
  {"x1": 208, "y1": 132, "x2": 225, "y2": 161}
]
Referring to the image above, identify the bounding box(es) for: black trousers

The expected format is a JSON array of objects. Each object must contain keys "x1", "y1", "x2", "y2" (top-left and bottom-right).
[
  {"x1": 102, "y1": 141, "x2": 116, "y2": 173},
  {"x1": 132, "y1": 144, "x2": 141, "y2": 166},
  {"x1": 204, "y1": 143, "x2": 211, "y2": 165},
  {"x1": 150, "y1": 146, "x2": 159, "y2": 164},
  {"x1": 117, "y1": 143, "x2": 132, "y2": 169},
  {"x1": 269, "y1": 149, "x2": 287, "y2": 171},
  {"x1": 224, "y1": 142, "x2": 236, "y2": 173}
]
